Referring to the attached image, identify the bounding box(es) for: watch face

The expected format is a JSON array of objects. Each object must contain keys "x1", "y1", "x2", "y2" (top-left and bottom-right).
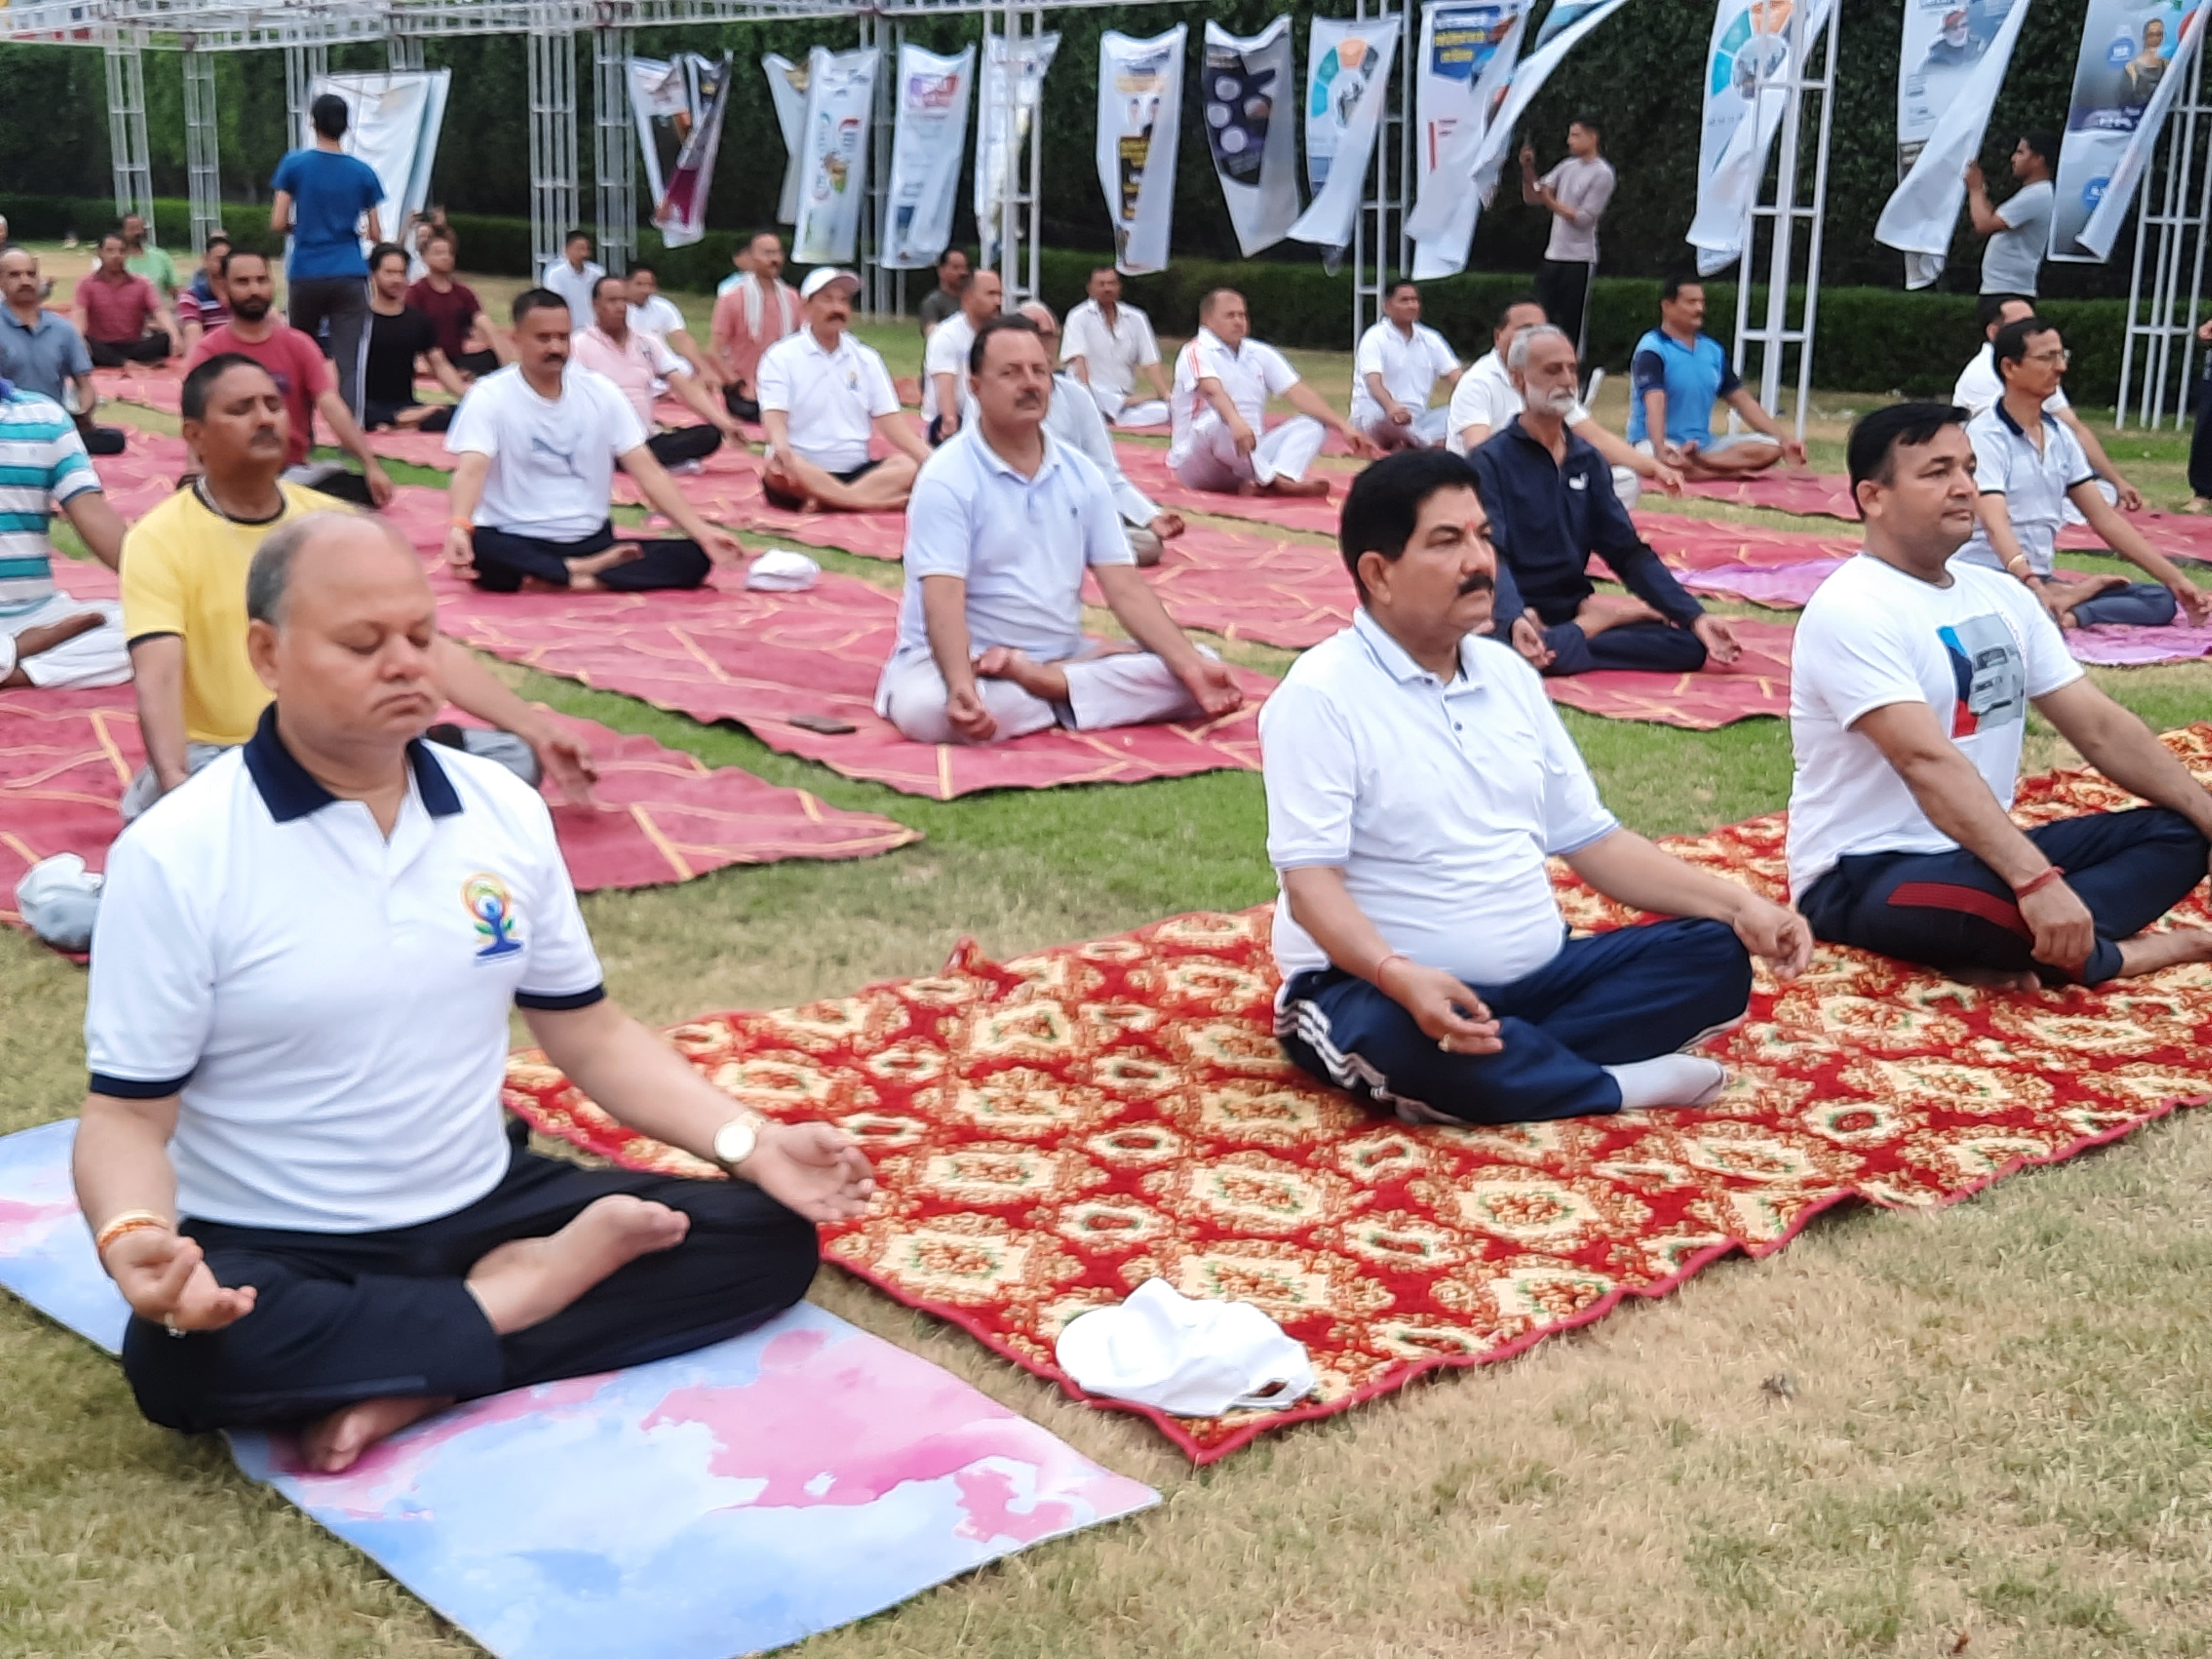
[{"x1": 714, "y1": 1119, "x2": 757, "y2": 1167}]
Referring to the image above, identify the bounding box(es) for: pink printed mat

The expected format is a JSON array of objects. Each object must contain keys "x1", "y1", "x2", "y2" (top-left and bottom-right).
[{"x1": 1542, "y1": 617, "x2": 1795, "y2": 727}]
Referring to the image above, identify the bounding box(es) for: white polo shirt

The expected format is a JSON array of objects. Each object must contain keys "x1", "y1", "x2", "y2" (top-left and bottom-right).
[
  {"x1": 540, "y1": 257, "x2": 607, "y2": 323},
  {"x1": 1046, "y1": 372, "x2": 1159, "y2": 528},
  {"x1": 1168, "y1": 327, "x2": 1301, "y2": 467},
  {"x1": 1951, "y1": 343, "x2": 2069, "y2": 419},
  {"x1": 1446, "y1": 350, "x2": 1590, "y2": 455},
  {"x1": 1060, "y1": 298, "x2": 1162, "y2": 399},
  {"x1": 84, "y1": 712, "x2": 605, "y2": 1233},
  {"x1": 881, "y1": 425, "x2": 1132, "y2": 700},
  {"x1": 921, "y1": 310, "x2": 980, "y2": 423},
  {"x1": 1349, "y1": 319, "x2": 1459, "y2": 429},
  {"x1": 1955, "y1": 401, "x2": 2098, "y2": 577},
  {"x1": 447, "y1": 363, "x2": 646, "y2": 541},
  {"x1": 1261, "y1": 609, "x2": 1619, "y2": 992},
  {"x1": 628, "y1": 294, "x2": 686, "y2": 345},
  {"x1": 757, "y1": 325, "x2": 901, "y2": 473}
]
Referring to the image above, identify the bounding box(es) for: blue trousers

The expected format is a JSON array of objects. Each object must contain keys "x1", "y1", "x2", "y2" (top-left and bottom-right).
[
  {"x1": 1538, "y1": 618, "x2": 1709, "y2": 677},
  {"x1": 1798, "y1": 806, "x2": 2208, "y2": 987},
  {"x1": 1276, "y1": 917, "x2": 1753, "y2": 1125},
  {"x1": 2070, "y1": 582, "x2": 2178, "y2": 628}
]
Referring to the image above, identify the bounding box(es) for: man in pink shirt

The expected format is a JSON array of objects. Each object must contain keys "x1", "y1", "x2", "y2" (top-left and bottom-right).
[
  {"x1": 72, "y1": 233, "x2": 179, "y2": 366},
  {"x1": 570, "y1": 276, "x2": 742, "y2": 469},
  {"x1": 709, "y1": 229, "x2": 801, "y2": 422}
]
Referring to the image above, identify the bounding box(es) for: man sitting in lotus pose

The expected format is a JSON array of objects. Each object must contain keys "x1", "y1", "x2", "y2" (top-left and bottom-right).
[
  {"x1": 877, "y1": 315, "x2": 1244, "y2": 745},
  {"x1": 1790, "y1": 402, "x2": 2212, "y2": 988},
  {"x1": 1349, "y1": 279, "x2": 1460, "y2": 452},
  {"x1": 1952, "y1": 293, "x2": 2140, "y2": 508},
  {"x1": 78, "y1": 510, "x2": 872, "y2": 1470},
  {"x1": 1627, "y1": 276, "x2": 1806, "y2": 481},
  {"x1": 1263, "y1": 448, "x2": 1811, "y2": 1124},
  {"x1": 443, "y1": 289, "x2": 744, "y2": 593},
  {"x1": 756, "y1": 267, "x2": 929, "y2": 513},
  {"x1": 1168, "y1": 288, "x2": 1375, "y2": 498},
  {"x1": 1473, "y1": 326, "x2": 1739, "y2": 677}
]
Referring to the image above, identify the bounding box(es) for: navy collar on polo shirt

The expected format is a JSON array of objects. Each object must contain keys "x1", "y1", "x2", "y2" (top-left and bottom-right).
[
  {"x1": 241, "y1": 703, "x2": 463, "y2": 822},
  {"x1": 1991, "y1": 398, "x2": 2055, "y2": 440}
]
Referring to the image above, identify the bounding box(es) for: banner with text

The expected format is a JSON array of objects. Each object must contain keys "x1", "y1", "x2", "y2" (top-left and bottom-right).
[
  {"x1": 1201, "y1": 18, "x2": 1303, "y2": 257},
  {"x1": 976, "y1": 32, "x2": 1061, "y2": 271},
  {"x1": 792, "y1": 45, "x2": 880, "y2": 265},
  {"x1": 1408, "y1": 1, "x2": 1531, "y2": 279},
  {"x1": 882, "y1": 43, "x2": 975, "y2": 269},
  {"x1": 1687, "y1": 0, "x2": 1837, "y2": 275},
  {"x1": 309, "y1": 71, "x2": 451, "y2": 258},
  {"x1": 1097, "y1": 25, "x2": 1188, "y2": 275},
  {"x1": 1877, "y1": 0, "x2": 2033, "y2": 288},
  {"x1": 2054, "y1": 0, "x2": 2205, "y2": 259},
  {"x1": 763, "y1": 53, "x2": 811, "y2": 225},
  {"x1": 1291, "y1": 14, "x2": 1402, "y2": 253}
]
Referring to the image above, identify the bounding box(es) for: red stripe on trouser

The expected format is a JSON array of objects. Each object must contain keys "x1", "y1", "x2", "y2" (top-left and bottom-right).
[{"x1": 1885, "y1": 880, "x2": 2032, "y2": 938}]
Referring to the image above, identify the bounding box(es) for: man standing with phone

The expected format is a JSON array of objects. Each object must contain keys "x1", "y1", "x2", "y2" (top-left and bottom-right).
[{"x1": 1519, "y1": 117, "x2": 1615, "y2": 353}]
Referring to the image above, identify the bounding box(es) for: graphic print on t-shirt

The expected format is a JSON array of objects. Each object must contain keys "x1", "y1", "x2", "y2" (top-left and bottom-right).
[{"x1": 1938, "y1": 611, "x2": 2026, "y2": 739}]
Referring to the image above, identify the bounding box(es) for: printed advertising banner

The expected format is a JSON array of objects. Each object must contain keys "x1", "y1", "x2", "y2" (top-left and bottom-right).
[
  {"x1": 1687, "y1": 0, "x2": 1837, "y2": 275},
  {"x1": 1097, "y1": 26, "x2": 1188, "y2": 275},
  {"x1": 2061, "y1": 1, "x2": 2206, "y2": 259},
  {"x1": 651, "y1": 56, "x2": 733, "y2": 249},
  {"x1": 1408, "y1": 2, "x2": 1532, "y2": 280},
  {"x1": 1201, "y1": 18, "x2": 1303, "y2": 257},
  {"x1": 976, "y1": 32, "x2": 1061, "y2": 270},
  {"x1": 628, "y1": 55, "x2": 731, "y2": 249},
  {"x1": 791, "y1": 45, "x2": 880, "y2": 265},
  {"x1": 763, "y1": 53, "x2": 811, "y2": 225},
  {"x1": 882, "y1": 44, "x2": 975, "y2": 269},
  {"x1": 1877, "y1": 0, "x2": 2033, "y2": 288},
  {"x1": 308, "y1": 71, "x2": 451, "y2": 257},
  {"x1": 1291, "y1": 14, "x2": 1403, "y2": 252}
]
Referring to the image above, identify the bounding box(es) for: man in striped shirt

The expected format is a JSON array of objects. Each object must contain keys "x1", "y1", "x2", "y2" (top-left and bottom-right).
[{"x1": 0, "y1": 379, "x2": 129, "y2": 688}]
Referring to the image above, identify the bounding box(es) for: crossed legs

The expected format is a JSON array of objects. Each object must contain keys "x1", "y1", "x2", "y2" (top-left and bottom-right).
[
  {"x1": 761, "y1": 450, "x2": 917, "y2": 512},
  {"x1": 1172, "y1": 412, "x2": 1329, "y2": 497},
  {"x1": 879, "y1": 639, "x2": 1208, "y2": 744}
]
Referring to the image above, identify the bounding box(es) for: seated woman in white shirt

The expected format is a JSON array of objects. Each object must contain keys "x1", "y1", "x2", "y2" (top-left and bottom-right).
[
  {"x1": 877, "y1": 316, "x2": 1243, "y2": 745},
  {"x1": 1262, "y1": 448, "x2": 1810, "y2": 1124},
  {"x1": 756, "y1": 268, "x2": 930, "y2": 513}
]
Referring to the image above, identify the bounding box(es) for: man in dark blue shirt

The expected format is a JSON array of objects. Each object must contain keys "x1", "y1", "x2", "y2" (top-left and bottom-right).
[
  {"x1": 1470, "y1": 325, "x2": 1741, "y2": 676},
  {"x1": 271, "y1": 93, "x2": 385, "y2": 422}
]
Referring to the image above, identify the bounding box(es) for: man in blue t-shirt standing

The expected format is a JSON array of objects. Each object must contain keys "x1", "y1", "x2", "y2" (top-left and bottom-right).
[
  {"x1": 270, "y1": 93, "x2": 384, "y2": 421},
  {"x1": 1625, "y1": 276, "x2": 1806, "y2": 482}
]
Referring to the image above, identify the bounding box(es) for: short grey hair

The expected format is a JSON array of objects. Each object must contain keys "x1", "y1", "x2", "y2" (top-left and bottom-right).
[
  {"x1": 244, "y1": 510, "x2": 362, "y2": 627},
  {"x1": 1018, "y1": 299, "x2": 1056, "y2": 332},
  {"x1": 1506, "y1": 324, "x2": 1573, "y2": 373}
]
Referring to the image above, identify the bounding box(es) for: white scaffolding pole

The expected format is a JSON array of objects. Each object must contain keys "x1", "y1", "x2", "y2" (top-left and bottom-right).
[
  {"x1": 1728, "y1": 0, "x2": 1835, "y2": 439},
  {"x1": 387, "y1": 29, "x2": 424, "y2": 69},
  {"x1": 2116, "y1": 48, "x2": 2212, "y2": 430},
  {"x1": 104, "y1": 38, "x2": 155, "y2": 229},
  {"x1": 592, "y1": 17, "x2": 637, "y2": 272},
  {"x1": 528, "y1": 14, "x2": 582, "y2": 279},
  {"x1": 989, "y1": 0, "x2": 1045, "y2": 307},
  {"x1": 182, "y1": 43, "x2": 222, "y2": 251},
  {"x1": 863, "y1": 12, "x2": 899, "y2": 319},
  {"x1": 284, "y1": 42, "x2": 330, "y2": 144},
  {"x1": 1351, "y1": 4, "x2": 1412, "y2": 352}
]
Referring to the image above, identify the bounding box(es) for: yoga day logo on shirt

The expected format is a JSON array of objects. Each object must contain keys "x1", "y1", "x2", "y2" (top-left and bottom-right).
[{"x1": 463, "y1": 873, "x2": 525, "y2": 959}]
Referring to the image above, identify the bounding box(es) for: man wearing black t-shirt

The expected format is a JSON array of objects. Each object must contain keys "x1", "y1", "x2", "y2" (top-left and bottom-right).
[{"x1": 363, "y1": 243, "x2": 468, "y2": 431}]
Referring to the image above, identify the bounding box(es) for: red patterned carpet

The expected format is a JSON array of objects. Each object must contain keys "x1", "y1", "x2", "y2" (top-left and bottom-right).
[{"x1": 508, "y1": 729, "x2": 2212, "y2": 1461}]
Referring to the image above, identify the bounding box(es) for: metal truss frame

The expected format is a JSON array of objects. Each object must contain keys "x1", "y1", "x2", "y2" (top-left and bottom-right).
[
  {"x1": 182, "y1": 42, "x2": 220, "y2": 250},
  {"x1": 2116, "y1": 44, "x2": 2212, "y2": 431}
]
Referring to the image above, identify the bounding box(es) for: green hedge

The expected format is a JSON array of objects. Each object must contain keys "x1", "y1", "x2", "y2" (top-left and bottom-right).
[{"x1": 3, "y1": 191, "x2": 2136, "y2": 404}]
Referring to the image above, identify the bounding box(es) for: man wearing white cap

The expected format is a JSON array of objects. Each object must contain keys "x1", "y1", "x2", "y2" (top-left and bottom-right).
[
  {"x1": 878, "y1": 315, "x2": 1243, "y2": 745},
  {"x1": 1170, "y1": 288, "x2": 1374, "y2": 498},
  {"x1": 757, "y1": 269, "x2": 930, "y2": 513},
  {"x1": 1020, "y1": 300, "x2": 1182, "y2": 566}
]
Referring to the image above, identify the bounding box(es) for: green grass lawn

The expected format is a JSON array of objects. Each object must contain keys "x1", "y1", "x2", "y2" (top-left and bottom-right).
[{"x1": 8, "y1": 258, "x2": 2212, "y2": 1656}]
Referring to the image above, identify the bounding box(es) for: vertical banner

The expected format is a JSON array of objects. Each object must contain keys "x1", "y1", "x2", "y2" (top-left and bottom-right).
[
  {"x1": 763, "y1": 53, "x2": 811, "y2": 226},
  {"x1": 1877, "y1": 0, "x2": 2032, "y2": 288},
  {"x1": 791, "y1": 45, "x2": 880, "y2": 265},
  {"x1": 655, "y1": 55, "x2": 733, "y2": 249},
  {"x1": 882, "y1": 43, "x2": 975, "y2": 269},
  {"x1": 975, "y1": 32, "x2": 1061, "y2": 271},
  {"x1": 628, "y1": 57, "x2": 686, "y2": 225},
  {"x1": 1097, "y1": 25, "x2": 1188, "y2": 275},
  {"x1": 1201, "y1": 18, "x2": 1303, "y2": 257},
  {"x1": 2053, "y1": 0, "x2": 2203, "y2": 259},
  {"x1": 1687, "y1": 0, "x2": 1837, "y2": 276},
  {"x1": 1408, "y1": 2, "x2": 1531, "y2": 279},
  {"x1": 1290, "y1": 14, "x2": 1403, "y2": 252},
  {"x1": 309, "y1": 71, "x2": 451, "y2": 253}
]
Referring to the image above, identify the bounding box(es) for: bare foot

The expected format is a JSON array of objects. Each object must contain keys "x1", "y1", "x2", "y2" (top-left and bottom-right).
[
  {"x1": 2115, "y1": 926, "x2": 2212, "y2": 978},
  {"x1": 972, "y1": 645, "x2": 1065, "y2": 701},
  {"x1": 1233, "y1": 479, "x2": 1261, "y2": 497},
  {"x1": 1262, "y1": 475, "x2": 1332, "y2": 498},
  {"x1": 1574, "y1": 593, "x2": 1666, "y2": 638},
  {"x1": 1952, "y1": 966, "x2": 2040, "y2": 992},
  {"x1": 2187, "y1": 498, "x2": 2212, "y2": 515},
  {"x1": 572, "y1": 542, "x2": 645, "y2": 580},
  {"x1": 298, "y1": 1394, "x2": 452, "y2": 1473},
  {"x1": 465, "y1": 1193, "x2": 691, "y2": 1335}
]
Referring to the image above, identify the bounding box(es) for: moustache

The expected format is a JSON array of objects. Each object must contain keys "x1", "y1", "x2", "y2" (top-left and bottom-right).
[{"x1": 1457, "y1": 572, "x2": 1495, "y2": 597}]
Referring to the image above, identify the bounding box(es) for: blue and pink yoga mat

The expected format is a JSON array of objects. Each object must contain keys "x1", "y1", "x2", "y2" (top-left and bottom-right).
[{"x1": 0, "y1": 1119, "x2": 1157, "y2": 1658}]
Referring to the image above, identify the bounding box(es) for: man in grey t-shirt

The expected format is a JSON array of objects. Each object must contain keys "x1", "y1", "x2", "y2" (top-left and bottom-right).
[
  {"x1": 1520, "y1": 117, "x2": 1616, "y2": 351},
  {"x1": 1966, "y1": 131, "x2": 2057, "y2": 296}
]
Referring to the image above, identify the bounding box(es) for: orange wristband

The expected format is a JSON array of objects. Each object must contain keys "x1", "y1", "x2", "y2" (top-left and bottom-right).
[
  {"x1": 2012, "y1": 865, "x2": 2067, "y2": 899},
  {"x1": 93, "y1": 1209, "x2": 172, "y2": 1258}
]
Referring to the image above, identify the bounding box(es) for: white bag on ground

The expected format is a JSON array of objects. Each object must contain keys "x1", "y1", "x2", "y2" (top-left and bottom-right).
[
  {"x1": 745, "y1": 550, "x2": 821, "y2": 592},
  {"x1": 16, "y1": 853, "x2": 102, "y2": 953},
  {"x1": 1055, "y1": 1277, "x2": 1316, "y2": 1417}
]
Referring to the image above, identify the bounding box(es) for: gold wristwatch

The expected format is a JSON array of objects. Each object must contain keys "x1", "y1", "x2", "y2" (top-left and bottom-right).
[{"x1": 711, "y1": 1110, "x2": 770, "y2": 1173}]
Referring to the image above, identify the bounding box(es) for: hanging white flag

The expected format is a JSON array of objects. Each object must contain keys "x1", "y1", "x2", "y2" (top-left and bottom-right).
[
  {"x1": 628, "y1": 57, "x2": 685, "y2": 226},
  {"x1": 653, "y1": 55, "x2": 732, "y2": 249},
  {"x1": 1408, "y1": 2, "x2": 1532, "y2": 279},
  {"x1": 1686, "y1": 0, "x2": 1837, "y2": 276},
  {"x1": 309, "y1": 71, "x2": 451, "y2": 257},
  {"x1": 1097, "y1": 25, "x2": 1188, "y2": 275},
  {"x1": 791, "y1": 45, "x2": 880, "y2": 265},
  {"x1": 763, "y1": 53, "x2": 811, "y2": 225},
  {"x1": 1877, "y1": 0, "x2": 2033, "y2": 289},
  {"x1": 2058, "y1": 0, "x2": 2204, "y2": 260},
  {"x1": 975, "y1": 32, "x2": 1060, "y2": 271},
  {"x1": 1291, "y1": 15, "x2": 1403, "y2": 252},
  {"x1": 883, "y1": 43, "x2": 975, "y2": 269},
  {"x1": 1201, "y1": 18, "x2": 1303, "y2": 257}
]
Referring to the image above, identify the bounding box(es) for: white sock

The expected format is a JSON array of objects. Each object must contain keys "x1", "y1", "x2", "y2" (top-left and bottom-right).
[{"x1": 1604, "y1": 1055, "x2": 1728, "y2": 1111}]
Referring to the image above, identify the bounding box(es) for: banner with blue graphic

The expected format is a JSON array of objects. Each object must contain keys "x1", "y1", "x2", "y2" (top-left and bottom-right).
[{"x1": 2051, "y1": 0, "x2": 2202, "y2": 260}]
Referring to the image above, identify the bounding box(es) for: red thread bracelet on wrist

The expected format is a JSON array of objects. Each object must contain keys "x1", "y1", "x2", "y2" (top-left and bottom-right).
[{"x1": 2012, "y1": 865, "x2": 2067, "y2": 899}]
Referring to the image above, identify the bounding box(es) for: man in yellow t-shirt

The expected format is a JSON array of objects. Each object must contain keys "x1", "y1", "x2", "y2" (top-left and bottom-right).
[{"x1": 120, "y1": 354, "x2": 600, "y2": 818}]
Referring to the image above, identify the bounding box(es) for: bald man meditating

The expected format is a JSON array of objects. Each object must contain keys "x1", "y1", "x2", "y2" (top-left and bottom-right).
[
  {"x1": 1168, "y1": 288, "x2": 1374, "y2": 497},
  {"x1": 77, "y1": 510, "x2": 874, "y2": 1470}
]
